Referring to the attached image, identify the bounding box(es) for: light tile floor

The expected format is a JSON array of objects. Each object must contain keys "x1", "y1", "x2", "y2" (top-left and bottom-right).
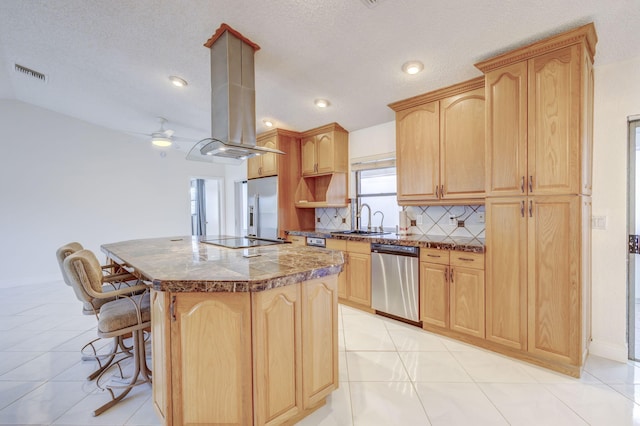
[{"x1": 2, "y1": 282, "x2": 640, "y2": 425}]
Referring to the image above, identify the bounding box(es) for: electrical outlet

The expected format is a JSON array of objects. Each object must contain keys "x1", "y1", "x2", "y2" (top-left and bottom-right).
[
  {"x1": 317, "y1": 217, "x2": 321, "y2": 223},
  {"x1": 477, "y1": 212, "x2": 485, "y2": 223},
  {"x1": 342, "y1": 218, "x2": 346, "y2": 224},
  {"x1": 449, "y1": 216, "x2": 456, "y2": 226},
  {"x1": 457, "y1": 220, "x2": 465, "y2": 228},
  {"x1": 417, "y1": 214, "x2": 423, "y2": 225}
]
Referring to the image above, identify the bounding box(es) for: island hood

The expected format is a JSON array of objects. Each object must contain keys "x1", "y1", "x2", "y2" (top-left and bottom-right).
[{"x1": 187, "y1": 24, "x2": 284, "y2": 162}]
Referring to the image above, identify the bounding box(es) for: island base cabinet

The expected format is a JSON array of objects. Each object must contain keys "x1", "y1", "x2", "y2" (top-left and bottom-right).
[
  {"x1": 302, "y1": 277, "x2": 339, "y2": 408},
  {"x1": 170, "y1": 292, "x2": 253, "y2": 426},
  {"x1": 151, "y1": 277, "x2": 339, "y2": 426},
  {"x1": 252, "y1": 285, "x2": 303, "y2": 426}
]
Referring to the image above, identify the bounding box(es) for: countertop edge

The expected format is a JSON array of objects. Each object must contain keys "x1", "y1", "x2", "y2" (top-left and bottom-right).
[{"x1": 286, "y1": 230, "x2": 485, "y2": 253}]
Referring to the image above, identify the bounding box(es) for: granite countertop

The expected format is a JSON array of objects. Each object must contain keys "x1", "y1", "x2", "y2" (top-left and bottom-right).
[
  {"x1": 286, "y1": 229, "x2": 485, "y2": 253},
  {"x1": 101, "y1": 236, "x2": 344, "y2": 293}
]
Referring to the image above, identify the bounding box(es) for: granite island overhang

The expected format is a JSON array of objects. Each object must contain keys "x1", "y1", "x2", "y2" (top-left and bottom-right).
[{"x1": 101, "y1": 236, "x2": 344, "y2": 425}]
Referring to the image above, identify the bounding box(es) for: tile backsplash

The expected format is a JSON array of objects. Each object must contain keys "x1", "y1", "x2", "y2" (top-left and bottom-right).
[{"x1": 315, "y1": 204, "x2": 485, "y2": 239}]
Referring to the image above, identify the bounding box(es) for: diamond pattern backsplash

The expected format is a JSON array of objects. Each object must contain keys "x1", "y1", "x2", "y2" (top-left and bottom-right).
[{"x1": 315, "y1": 204, "x2": 485, "y2": 239}]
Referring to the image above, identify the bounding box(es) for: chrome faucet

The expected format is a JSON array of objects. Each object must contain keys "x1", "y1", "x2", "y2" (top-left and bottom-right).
[
  {"x1": 373, "y1": 211, "x2": 384, "y2": 233},
  {"x1": 358, "y1": 203, "x2": 372, "y2": 232}
]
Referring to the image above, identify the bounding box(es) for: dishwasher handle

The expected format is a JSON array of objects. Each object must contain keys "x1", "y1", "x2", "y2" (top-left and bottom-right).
[{"x1": 371, "y1": 243, "x2": 419, "y2": 257}]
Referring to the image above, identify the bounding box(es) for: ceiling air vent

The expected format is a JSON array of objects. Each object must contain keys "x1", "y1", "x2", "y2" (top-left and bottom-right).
[
  {"x1": 360, "y1": 0, "x2": 386, "y2": 8},
  {"x1": 14, "y1": 64, "x2": 46, "y2": 82}
]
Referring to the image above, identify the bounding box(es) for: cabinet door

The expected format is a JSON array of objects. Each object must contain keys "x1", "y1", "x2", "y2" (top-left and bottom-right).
[
  {"x1": 485, "y1": 62, "x2": 528, "y2": 197},
  {"x1": 450, "y1": 266, "x2": 485, "y2": 338},
  {"x1": 528, "y1": 195, "x2": 581, "y2": 365},
  {"x1": 302, "y1": 276, "x2": 339, "y2": 408},
  {"x1": 326, "y1": 239, "x2": 348, "y2": 299},
  {"x1": 301, "y1": 137, "x2": 317, "y2": 176},
  {"x1": 260, "y1": 138, "x2": 278, "y2": 177},
  {"x1": 485, "y1": 198, "x2": 528, "y2": 350},
  {"x1": 247, "y1": 155, "x2": 261, "y2": 179},
  {"x1": 420, "y1": 262, "x2": 449, "y2": 328},
  {"x1": 396, "y1": 102, "x2": 440, "y2": 202},
  {"x1": 151, "y1": 290, "x2": 170, "y2": 423},
  {"x1": 528, "y1": 46, "x2": 581, "y2": 195},
  {"x1": 348, "y1": 252, "x2": 371, "y2": 307},
  {"x1": 171, "y1": 293, "x2": 252, "y2": 426},
  {"x1": 440, "y1": 87, "x2": 485, "y2": 199},
  {"x1": 253, "y1": 285, "x2": 302, "y2": 425},
  {"x1": 315, "y1": 132, "x2": 335, "y2": 174}
]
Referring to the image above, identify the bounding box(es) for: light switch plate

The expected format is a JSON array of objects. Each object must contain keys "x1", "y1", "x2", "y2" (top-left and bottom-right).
[
  {"x1": 477, "y1": 212, "x2": 485, "y2": 223},
  {"x1": 592, "y1": 215, "x2": 606, "y2": 230},
  {"x1": 417, "y1": 214, "x2": 423, "y2": 225}
]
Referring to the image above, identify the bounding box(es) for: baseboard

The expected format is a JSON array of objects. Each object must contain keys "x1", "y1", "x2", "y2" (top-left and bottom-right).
[
  {"x1": 0, "y1": 273, "x2": 61, "y2": 289},
  {"x1": 589, "y1": 339, "x2": 629, "y2": 363}
]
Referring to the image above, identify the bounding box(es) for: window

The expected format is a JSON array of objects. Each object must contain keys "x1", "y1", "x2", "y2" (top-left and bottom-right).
[{"x1": 355, "y1": 166, "x2": 398, "y2": 231}]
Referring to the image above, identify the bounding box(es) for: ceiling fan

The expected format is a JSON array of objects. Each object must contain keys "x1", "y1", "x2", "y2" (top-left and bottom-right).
[{"x1": 149, "y1": 117, "x2": 175, "y2": 147}]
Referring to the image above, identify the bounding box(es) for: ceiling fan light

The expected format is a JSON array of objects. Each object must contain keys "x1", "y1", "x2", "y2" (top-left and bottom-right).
[
  {"x1": 402, "y1": 61, "x2": 424, "y2": 75},
  {"x1": 169, "y1": 75, "x2": 188, "y2": 87},
  {"x1": 151, "y1": 137, "x2": 173, "y2": 147}
]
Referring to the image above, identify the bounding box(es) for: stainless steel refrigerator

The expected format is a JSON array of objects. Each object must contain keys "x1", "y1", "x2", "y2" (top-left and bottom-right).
[{"x1": 247, "y1": 176, "x2": 278, "y2": 240}]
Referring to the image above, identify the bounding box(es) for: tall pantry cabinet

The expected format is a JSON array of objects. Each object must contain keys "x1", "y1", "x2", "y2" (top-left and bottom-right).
[{"x1": 476, "y1": 23, "x2": 596, "y2": 376}]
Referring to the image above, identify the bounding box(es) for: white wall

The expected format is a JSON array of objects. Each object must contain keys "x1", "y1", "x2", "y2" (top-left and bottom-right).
[
  {"x1": 590, "y1": 56, "x2": 640, "y2": 361},
  {"x1": 0, "y1": 100, "x2": 245, "y2": 287}
]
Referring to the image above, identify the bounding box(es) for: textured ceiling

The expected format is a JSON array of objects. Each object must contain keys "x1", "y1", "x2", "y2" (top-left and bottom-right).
[{"x1": 0, "y1": 0, "x2": 639, "y2": 153}]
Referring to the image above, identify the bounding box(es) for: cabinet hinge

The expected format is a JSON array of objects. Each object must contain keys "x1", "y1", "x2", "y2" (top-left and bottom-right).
[{"x1": 629, "y1": 235, "x2": 640, "y2": 254}]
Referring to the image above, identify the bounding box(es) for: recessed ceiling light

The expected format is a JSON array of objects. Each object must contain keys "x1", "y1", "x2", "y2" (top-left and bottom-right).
[
  {"x1": 263, "y1": 119, "x2": 274, "y2": 127},
  {"x1": 401, "y1": 61, "x2": 424, "y2": 75},
  {"x1": 169, "y1": 75, "x2": 188, "y2": 87},
  {"x1": 314, "y1": 98, "x2": 330, "y2": 108}
]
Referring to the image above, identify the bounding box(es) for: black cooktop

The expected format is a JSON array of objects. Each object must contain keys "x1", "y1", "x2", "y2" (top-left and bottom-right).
[{"x1": 202, "y1": 237, "x2": 285, "y2": 249}]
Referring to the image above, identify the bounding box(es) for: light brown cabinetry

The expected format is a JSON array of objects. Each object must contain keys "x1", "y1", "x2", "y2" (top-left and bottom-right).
[
  {"x1": 247, "y1": 133, "x2": 278, "y2": 179},
  {"x1": 301, "y1": 123, "x2": 348, "y2": 176},
  {"x1": 420, "y1": 248, "x2": 485, "y2": 338},
  {"x1": 287, "y1": 235, "x2": 307, "y2": 246},
  {"x1": 301, "y1": 277, "x2": 339, "y2": 407},
  {"x1": 479, "y1": 28, "x2": 595, "y2": 197},
  {"x1": 484, "y1": 198, "x2": 527, "y2": 350},
  {"x1": 326, "y1": 239, "x2": 372, "y2": 310},
  {"x1": 295, "y1": 123, "x2": 349, "y2": 208},
  {"x1": 249, "y1": 129, "x2": 315, "y2": 237},
  {"x1": 326, "y1": 239, "x2": 348, "y2": 300},
  {"x1": 478, "y1": 23, "x2": 596, "y2": 376},
  {"x1": 152, "y1": 276, "x2": 339, "y2": 425},
  {"x1": 486, "y1": 196, "x2": 589, "y2": 366},
  {"x1": 252, "y1": 285, "x2": 302, "y2": 425},
  {"x1": 389, "y1": 78, "x2": 485, "y2": 205}
]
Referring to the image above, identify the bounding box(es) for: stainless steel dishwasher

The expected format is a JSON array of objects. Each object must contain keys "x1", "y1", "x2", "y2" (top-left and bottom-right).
[{"x1": 371, "y1": 243, "x2": 420, "y2": 323}]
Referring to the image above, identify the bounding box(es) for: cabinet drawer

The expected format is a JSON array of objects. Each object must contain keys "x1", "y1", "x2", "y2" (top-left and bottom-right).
[
  {"x1": 420, "y1": 248, "x2": 449, "y2": 265},
  {"x1": 287, "y1": 235, "x2": 306, "y2": 246},
  {"x1": 450, "y1": 251, "x2": 484, "y2": 269},
  {"x1": 346, "y1": 240, "x2": 370, "y2": 255},
  {"x1": 326, "y1": 238, "x2": 347, "y2": 251}
]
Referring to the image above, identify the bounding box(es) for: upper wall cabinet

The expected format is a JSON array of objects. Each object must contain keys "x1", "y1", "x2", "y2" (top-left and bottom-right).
[
  {"x1": 476, "y1": 23, "x2": 596, "y2": 197},
  {"x1": 295, "y1": 123, "x2": 349, "y2": 208},
  {"x1": 247, "y1": 132, "x2": 278, "y2": 179},
  {"x1": 301, "y1": 123, "x2": 349, "y2": 176},
  {"x1": 389, "y1": 77, "x2": 485, "y2": 205}
]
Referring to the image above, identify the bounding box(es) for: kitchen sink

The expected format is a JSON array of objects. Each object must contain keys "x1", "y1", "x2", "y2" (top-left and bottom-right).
[{"x1": 330, "y1": 229, "x2": 391, "y2": 236}]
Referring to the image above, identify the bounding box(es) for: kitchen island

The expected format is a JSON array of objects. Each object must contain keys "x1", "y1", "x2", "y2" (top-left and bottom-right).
[{"x1": 102, "y1": 236, "x2": 344, "y2": 426}]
